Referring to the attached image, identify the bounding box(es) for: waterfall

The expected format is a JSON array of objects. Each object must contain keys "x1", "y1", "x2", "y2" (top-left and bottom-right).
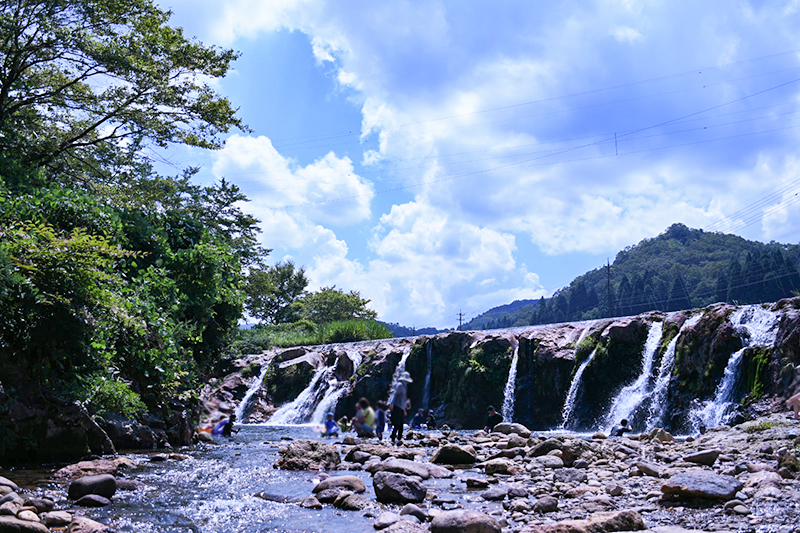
[
  {"x1": 645, "y1": 313, "x2": 703, "y2": 430},
  {"x1": 601, "y1": 321, "x2": 663, "y2": 432},
  {"x1": 421, "y1": 341, "x2": 433, "y2": 410},
  {"x1": 234, "y1": 364, "x2": 270, "y2": 422},
  {"x1": 386, "y1": 345, "x2": 412, "y2": 402},
  {"x1": 560, "y1": 347, "x2": 598, "y2": 429},
  {"x1": 267, "y1": 366, "x2": 330, "y2": 425},
  {"x1": 309, "y1": 348, "x2": 363, "y2": 424},
  {"x1": 501, "y1": 341, "x2": 520, "y2": 422},
  {"x1": 690, "y1": 305, "x2": 779, "y2": 430}
]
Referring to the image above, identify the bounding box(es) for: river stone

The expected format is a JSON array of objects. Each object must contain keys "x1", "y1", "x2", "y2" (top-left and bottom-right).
[
  {"x1": 492, "y1": 423, "x2": 532, "y2": 438},
  {"x1": 274, "y1": 440, "x2": 341, "y2": 470},
  {"x1": 520, "y1": 509, "x2": 647, "y2": 532},
  {"x1": 466, "y1": 478, "x2": 490, "y2": 489},
  {"x1": 0, "y1": 516, "x2": 50, "y2": 532},
  {"x1": 484, "y1": 458, "x2": 521, "y2": 475},
  {"x1": 533, "y1": 496, "x2": 559, "y2": 513},
  {"x1": 0, "y1": 488, "x2": 10, "y2": 498},
  {"x1": 15, "y1": 511, "x2": 38, "y2": 523},
  {"x1": 40, "y1": 511, "x2": 72, "y2": 527},
  {"x1": 0, "y1": 479, "x2": 18, "y2": 492},
  {"x1": 53, "y1": 458, "x2": 134, "y2": 481},
  {"x1": 400, "y1": 503, "x2": 427, "y2": 521},
  {"x1": 430, "y1": 510, "x2": 501, "y2": 533},
  {"x1": 21, "y1": 499, "x2": 52, "y2": 514},
  {"x1": 373, "y1": 472, "x2": 426, "y2": 503},
  {"x1": 481, "y1": 486, "x2": 507, "y2": 501},
  {"x1": 377, "y1": 458, "x2": 431, "y2": 479},
  {"x1": 336, "y1": 492, "x2": 378, "y2": 511},
  {"x1": 383, "y1": 521, "x2": 428, "y2": 533},
  {"x1": 0, "y1": 502, "x2": 21, "y2": 517},
  {"x1": 661, "y1": 469, "x2": 743, "y2": 500},
  {"x1": 0, "y1": 494, "x2": 21, "y2": 506},
  {"x1": 683, "y1": 449, "x2": 721, "y2": 466},
  {"x1": 425, "y1": 463, "x2": 454, "y2": 479},
  {"x1": 535, "y1": 455, "x2": 564, "y2": 469},
  {"x1": 529, "y1": 438, "x2": 562, "y2": 457},
  {"x1": 315, "y1": 488, "x2": 344, "y2": 503},
  {"x1": 68, "y1": 474, "x2": 117, "y2": 500},
  {"x1": 66, "y1": 517, "x2": 109, "y2": 532},
  {"x1": 346, "y1": 444, "x2": 416, "y2": 462},
  {"x1": 374, "y1": 511, "x2": 401, "y2": 529},
  {"x1": 554, "y1": 468, "x2": 588, "y2": 484},
  {"x1": 650, "y1": 428, "x2": 674, "y2": 443},
  {"x1": 312, "y1": 475, "x2": 366, "y2": 494},
  {"x1": 636, "y1": 462, "x2": 662, "y2": 478},
  {"x1": 431, "y1": 445, "x2": 476, "y2": 465},
  {"x1": 300, "y1": 496, "x2": 322, "y2": 509},
  {"x1": 75, "y1": 494, "x2": 111, "y2": 507}
]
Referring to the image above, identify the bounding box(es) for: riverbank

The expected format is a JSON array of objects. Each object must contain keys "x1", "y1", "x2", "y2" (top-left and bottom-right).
[{"x1": 1, "y1": 409, "x2": 798, "y2": 532}]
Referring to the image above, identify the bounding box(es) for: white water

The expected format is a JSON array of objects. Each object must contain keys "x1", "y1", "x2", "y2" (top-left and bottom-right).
[
  {"x1": 690, "y1": 305, "x2": 779, "y2": 430},
  {"x1": 234, "y1": 364, "x2": 270, "y2": 421},
  {"x1": 309, "y1": 349, "x2": 363, "y2": 424},
  {"x1": 501, "y1": 342, "x2": 520, "y2": 422},
  {"x1": 560, "y1": 347, "x2": 598, "y2": 429},
  {"x1": 602, "y1": 321, "x2": 663, "y2": 432},
  {"x1": 267, "y1": 366, "x2": 329, "y2": 425},
  {"x1": 421, "y1": 341, "x2": 433, "y2": 410},
  {"x1": 645, "y1": 313, "x2": 703, "y2": 430},
  {"x1": 386, "y1": 346, "x2": 412, "y2": 403}
]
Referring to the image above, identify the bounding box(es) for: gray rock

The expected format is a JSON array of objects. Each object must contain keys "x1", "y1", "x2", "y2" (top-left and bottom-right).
[
  {"x1": 373, "y1": 472, "x2": 427, "y2": 503},
  {"x1": 378, "y1": 458, "x2": 431, "y2": 479},
  {"x1": 519, "y1": 509, "x2": 646, "y2": 532},
  {"x1": 15, "y1": 511, "x2": 39, "y2": 523},
  {"x1": 484, "y1": 458, "x2": 520, "y2": 475},
  {"x1": 300, "y1": 497, "x2": 322, "y2": 509},
  {"x1": 374, "y1": 511, "x2": 401, "y2": 530},
  {"x1": 40, "y1": 511, "x2": 72, "y2": 527},
  {"x1": 0, "y1": 494, "x2": 21, "y2": 506},
  {"x1": 315, "y1": 488, "x2": 344, "y2": 503},
  {"x1": 506, "y1": 434, "x2": 528, "y2": 449},
  {"x1": 431, "y1": 445, "x2": 476, "y2": 465},
  {"x1": 274, "y1": 440, "x2": 341, "y2": 470},
  {"x1": 481, "y1": 487, "x2": 508, "y2": 501},
  {"x1": 21, "y1": 498, "x2": 53, "y2": 514},
  {"x1": 0, "y1": 516, "x2": 50, "y2": 532},
  {"x1": 336, "y1": 493, "x2": 378, "y2": 511},
  {"x1": 661, "y1": 469, "x2": 743, "y2": 500},
  {"x1": 554, "y1": 468, "x2": 588, "y2": 484},
  {"x1": 400, "y1": 503, "x2": 427, "y2": 521},
  {"x1": 68, "y1": 474, "x2": 117, "y2": 500},
  {"x1": 0, "y1": 502, "x2": 21, "y2": 517},
  {"x1": 312, "y1": 475, "x2": 366, "y2": 494},
  {"x1": 491, "y1": 423, "x2": 531, "y2": 437},
  {"x1": 533, "y1": 496, "x2": 559, "y2": 513},
  {"x1": 636, "y1": 462, "x2": 662, "y2": 477},
  {"x1": 682, "y1": 449, "x2": 721, "y2": 466},
  {"x1": 535, "y1": 455, "x2": 564, "y2": 469},
  {"x1": 66, "y1": 517, "x2": 109, "y2": 532},
  {"x1": 430, "y1": 510, "x2": 501, "y2": 533},
  {"x1": 75, "y1": 494, "x2": 112, "y2": 507},
  {"x1": 0, "y1": 479, "x2": 18, "y2": 492},
  {"x1": 382, "y1": 520, "x2": 428, "y2": 533},
  {"x1": 465, "y1": 478, "x2": 489, "y2": 489}
]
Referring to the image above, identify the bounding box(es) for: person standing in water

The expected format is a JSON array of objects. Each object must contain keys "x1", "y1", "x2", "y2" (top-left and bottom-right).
[
  {"x1": 484, "y1": 405, "x2": 503, "y2": 432},
  {"x1": 375, "y1": 401, "x2": 387, "y2": 441},
  {"x1": 391, "y1": 371, "x2": 412, "y2": 445}
]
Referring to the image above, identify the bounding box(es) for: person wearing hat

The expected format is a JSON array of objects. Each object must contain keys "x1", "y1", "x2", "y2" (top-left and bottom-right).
[
  {"x1": 391, "y1": 371, "x2": 413, "y2": 445},
  {"x1": 322, "y1": 412, "x2": 339, "y2": 437}
]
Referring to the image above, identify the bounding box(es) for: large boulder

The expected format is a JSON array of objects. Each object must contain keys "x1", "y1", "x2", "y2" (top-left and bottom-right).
[
  {"x1": 53, "y1": 458, "x2": 135, "y2": 481},
  {"x1": 430, "y1": 510, "x2": 501, "y2": 533},
  {"x1": 661, "y1": 470, "x2": 743, "y2": 501},
  {"x1": 373, "y1": 472, "x2": 426, "y2": 503},
  {"x1": 345, "y1": 444, "x2": 416, "y2": 462},
  {"x1": 68, "y1": 474, "x2": 117, "y2": 500},
  {"x1": 371, "y1": 458, "x2": 431, "y2": 479},
  {"x1": 431, "y1": 445, "x2": 476, "y2": 465},
  {"x1": 274, "y1": 440, "x2": 341, "y2": 470},
  {"x1": 491, "y1": 422, "x2": 531, "y2": 437},
  {"x1": 520, "y1": 510, "x2": 647, "y2": 532},
  {"x1": 0, "y1": 516, "x2": 50, "y2": 533},
  {"x1": 98, "y1": 413, "x2": 166, "y2": 450}
]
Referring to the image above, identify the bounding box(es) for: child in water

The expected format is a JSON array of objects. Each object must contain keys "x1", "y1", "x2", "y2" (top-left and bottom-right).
[
  {"x1": 375, "y1": 401, "x2": 387, "y2": 441},
  {"x1": 321, "y1": 412, "x2": 339, "y2": 437}
]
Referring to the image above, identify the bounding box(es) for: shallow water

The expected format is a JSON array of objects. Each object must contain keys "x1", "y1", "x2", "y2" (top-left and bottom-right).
[{"x1": 2, "y1": 425, "x2": 506, "y2": 533}]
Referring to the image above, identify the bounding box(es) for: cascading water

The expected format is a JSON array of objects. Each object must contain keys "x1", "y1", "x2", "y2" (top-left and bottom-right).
[
  {"x1": 560, "y1": 347, "x2": 597, "y2": 429},
  {"x1": 690, "y1": 305, "x2": 779, "y2": 430},
  {"x1": 421, "y1": 341, "x2": 433, "y2": 410},
  {"x1": 309, "y1": 349, "x2": 363, "y2": 424},
  {"x1": 234, "y1": 364, "x2": 270, "y2": 422},
  {"x1": 645, "y1": 313, "x2": 703, "y2": 430},
  {"x1": 501, "y1": 341, "x2": 520, "y2": 422},
  {"x1": 267, "y1": 366, "x2": 329, "y2": 425},
  {"x1": 386, "y1": 346, "x2": 412, "y2": 402},
  {"x1": 601, "y1": 321, "x2": 663, "y2": 432}
]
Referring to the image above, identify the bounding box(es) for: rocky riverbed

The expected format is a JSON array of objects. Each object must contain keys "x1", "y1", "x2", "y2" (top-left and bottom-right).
[{"x1": 2, "y1": 410, "x2": 799, "y2": 532}]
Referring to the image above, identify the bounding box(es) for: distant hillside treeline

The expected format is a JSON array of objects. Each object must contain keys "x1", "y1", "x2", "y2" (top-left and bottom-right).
[{"x1": 466, "y1": 224, "x2": 800, "y2": 330}]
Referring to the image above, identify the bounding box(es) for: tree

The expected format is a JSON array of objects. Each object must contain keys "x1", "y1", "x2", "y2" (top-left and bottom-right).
[
  {"x1": 0, "y1": 0, "x2": 246, "y2": 183},
  {"x1": 244, "y1": 261, "x2": 308, "y2": 324},
  {"x1": 296, "y1": 286, "x2": 378, "y2": 324}
]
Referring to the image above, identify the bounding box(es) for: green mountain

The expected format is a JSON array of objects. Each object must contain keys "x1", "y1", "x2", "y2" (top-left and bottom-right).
[{"x1": 465, "y1": 223, "x2": 800, "y2": 330}]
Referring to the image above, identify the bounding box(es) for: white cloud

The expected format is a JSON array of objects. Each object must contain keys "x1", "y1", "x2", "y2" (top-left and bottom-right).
[{"x1": 610, "y1": 25, "x2": 643, "y2": 43}]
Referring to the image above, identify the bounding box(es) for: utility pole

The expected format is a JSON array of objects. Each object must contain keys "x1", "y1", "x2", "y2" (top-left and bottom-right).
[
  {"x1": 606, "y1": 259, "x2": 612, "y2": 318},
  {"x1": 457, "y1": 311, "x2": 464, "y2": 331}
]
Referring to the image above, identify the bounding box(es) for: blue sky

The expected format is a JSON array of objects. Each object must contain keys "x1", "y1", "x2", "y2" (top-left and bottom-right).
[{"x1": 155, "y1": 0, "x2": 800, "y2": 328}]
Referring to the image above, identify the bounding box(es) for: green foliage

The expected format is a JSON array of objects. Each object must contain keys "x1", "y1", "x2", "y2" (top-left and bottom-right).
[
  {"x1": 244, "y1": 261, "x2": 308, "y2": 323},
  {"x1": 466, "y1": 223, "x2": 800, "y2": 329},
  {"x1": 241, "y1": 363, "x2": 261, "y2": 379},
  {"x1": 316, "y1": 320, "x2": 392, "y2": 344},
  {"x1": 79, "y1": 374, "x2": 147, "y2": 417},
  {"x1": 744, "y1": 347, "x2": 772, "y2": 399},
  {"x1": 230, "y1": 319, "x2": 392, "y2": 353},
  {"x1": 742, "y1": 419, "x2": 789, "y2": 433},
  {"x1": 296, "y1": 286, "x2": 378, "y2": 324}
]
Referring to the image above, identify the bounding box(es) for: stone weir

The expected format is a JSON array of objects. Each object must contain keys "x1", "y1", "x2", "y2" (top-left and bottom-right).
[{"x1": 204, "y1": 297, "x2": 800, "y2": 433}]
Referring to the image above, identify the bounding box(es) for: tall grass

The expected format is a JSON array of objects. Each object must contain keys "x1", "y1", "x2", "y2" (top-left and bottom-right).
[{"x1": 230, "y1": 319, "x2": 392, "y2": 354}]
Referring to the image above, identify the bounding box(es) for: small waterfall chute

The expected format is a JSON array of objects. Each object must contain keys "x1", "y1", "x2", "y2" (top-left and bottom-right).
[
  {"x1": 689, "y1": 305, "x2": 779, "y2": 430},
  {"x1": 234, "y1": 364, "x2": 270, "y2": 422},
  {"x1": 421, "y1": 340, "x2": 433, "y2": 410},
  {"x1": 645, "y1": 313, "x2": 703, "y2": 430},
  {"x1": 386, "y1": 345, "x2": 412, "y2": 403},
  {"x1": 267, "y1": 366, "x2": 330, "y2": 425},
  {"x1": 501, "y1": 341, "x2": 520, "y2": 422},
  {"x1": 560, "y1": 347, "x2": 598, "y2": 429},
  {"x1": 601, "y1": 321, "x2": 663, "y2": 432}
]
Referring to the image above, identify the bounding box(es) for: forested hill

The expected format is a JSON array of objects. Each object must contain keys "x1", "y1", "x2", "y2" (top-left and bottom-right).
[{"x1": 465, "y1": 223, "x2": 800, "y2": 330}]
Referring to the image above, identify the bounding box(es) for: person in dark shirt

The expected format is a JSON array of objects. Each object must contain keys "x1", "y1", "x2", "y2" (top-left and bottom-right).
[
  {"x1": 412, "y1": 408, "x2": 425, "y2": 429},
  {"x1": 610, "y1": 418, "x2": 632, "y2": 437},
  {"x1": 484, "y1": 405, "x2": 503, "y2": 432},
  {"x1": 221, "y1": 413, "x2": 239, "y2": 437}
]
